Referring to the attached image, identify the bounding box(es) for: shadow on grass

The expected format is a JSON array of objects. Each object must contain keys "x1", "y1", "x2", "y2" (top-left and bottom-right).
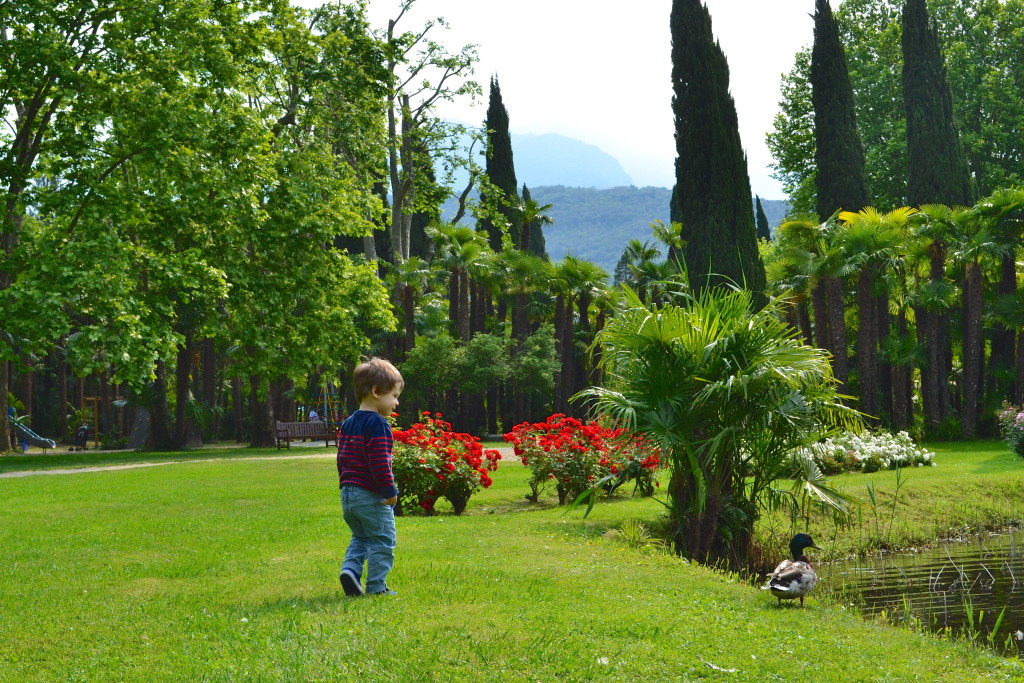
[{"x1": 246, "y1": 592, "x2": 354, "y2": 616}]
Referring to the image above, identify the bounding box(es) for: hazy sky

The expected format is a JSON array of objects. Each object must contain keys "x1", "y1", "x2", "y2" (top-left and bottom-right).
[{"x1": 339, "y1": 0, "x2": 837, "y2": 199}]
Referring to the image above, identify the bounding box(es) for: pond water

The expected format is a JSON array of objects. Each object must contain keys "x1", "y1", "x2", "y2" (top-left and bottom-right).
[{"x1": 819, "y1": 531, "x2": 1024, "y2": 654}]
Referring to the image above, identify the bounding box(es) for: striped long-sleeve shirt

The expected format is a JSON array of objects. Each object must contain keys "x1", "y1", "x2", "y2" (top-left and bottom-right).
[{"x1": 337, "y1": 410, "x2": 398, "y2": 498}]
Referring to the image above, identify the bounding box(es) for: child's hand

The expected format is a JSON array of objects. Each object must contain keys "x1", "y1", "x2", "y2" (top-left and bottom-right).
[{"x1": 383, "y1": 495, "x2": 398, "y2": 506}]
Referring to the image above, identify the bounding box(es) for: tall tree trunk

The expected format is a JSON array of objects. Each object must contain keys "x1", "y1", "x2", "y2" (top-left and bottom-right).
[
  {"x1": 458, "y1": 269, "x2": 470, "y2": 342},
  {"x1": 470, "y1": 281, "x2": 486, "y2": 335},
  {"x1": 174, "y1": 337, "x2": 194, "y2": 448},
  {"x1": 249, "y1": 374, "x2": 275, "y2": 448},
  {"x1": 232, "y1": 376, "x2": 245, "y2": 442},
  {"x1": 0, "y1": 360, "x2": 9, "y2": 451},
  {"x1": 201, "y1": 338, "x2": 217, "y2": 408},
  {"x1": 98, "y1": 369, "x2": 109, "y2": 436},
  {"x1": 990, "y1": 253, "x2": 1016, "y2": 397},
  {"x1": 856, "y1": 269, "x2": 879, "y2": 422},
  {"x1": 150, "y1": 361, "x2": 175, "y2": 450},
  {"x1": 891, "y1": 310, "x2": 911, "y2": 431},
  {"x1": 811, "y1": 281, "x2": 831, "y2": 350},
  {"x1": 57, "y1": 351, "x2": 68, "y2": 441},
  {"x1": 561, "y1": 297, "x2": 576, "y2": 416},
  {"x1": 1016, "y1": 330, "x2": 1024, "y2": 404},
  {"x1": 825, "y1": 276, "x2": 849, "y2": 389},
  {"x1": 403, "y1": 284, "x2": 416, "y2": 353},
  {"x1": 876, "y1": 289, "x2": 891, "y2": 425},
  {"x1": 962, "y1": 263, "x2": 983, "y2": 438},
  {"x1": 553, "y1": 294, "x2": 567, "y2": 412},
  {"x1": 448, "y1": 271, "x2": 460, "y2": 338}
]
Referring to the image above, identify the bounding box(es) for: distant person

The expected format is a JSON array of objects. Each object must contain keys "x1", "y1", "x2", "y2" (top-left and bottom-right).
[
  {"x1": 308, "y1": 409, "x2": 319, "y2": 422},
  {"x1": 336, "y1": 358, "x2": 403, "y2": 597}
]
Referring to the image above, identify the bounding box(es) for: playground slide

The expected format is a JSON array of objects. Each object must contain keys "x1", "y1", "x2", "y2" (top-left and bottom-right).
[{"x1": 12, "y1": 422, "x2": 57, "y2": 450}]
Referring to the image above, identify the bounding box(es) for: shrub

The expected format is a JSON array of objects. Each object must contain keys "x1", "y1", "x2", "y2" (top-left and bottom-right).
[
  {"x1": 392, "y1": 413, "x2": 501, "y2": 515},
  {"x1": 790, "y1": 430, "x2": 935, "y2": 475},
  {"x1": 996, "y1": 402, "x2": 1024, "y2": 458},
  {"x1": 504, "y1": 414, "x2": 660, "y2": 504}
]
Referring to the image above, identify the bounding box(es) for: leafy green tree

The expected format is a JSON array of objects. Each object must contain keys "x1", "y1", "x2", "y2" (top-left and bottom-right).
[
  {"x1": 383, "y1": 1, "x2": 479, "y2": 263},
  {"x1": 771, "y1": 0, "x2": 1024, "y2": 213},
  {"x1": 670, "y1": 0, "x2": 766, "y2": 301},
  {"x1": 767, "y1": 50, "x2": 816, "y2": 215},
  {"x1": 456, "y1": 333, "x2": 511, "y2": 434},
  {"x1": 0, "y1": 0, "x2": 178, "y2": 449},
  {"x1": 581, "y1": 286, "x2": 858, "y2": 567}
]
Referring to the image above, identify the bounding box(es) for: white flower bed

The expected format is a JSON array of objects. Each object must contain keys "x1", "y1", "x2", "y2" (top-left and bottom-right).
[{"x1": 793, "y1": 430, "x2": 936, "y2": 474}]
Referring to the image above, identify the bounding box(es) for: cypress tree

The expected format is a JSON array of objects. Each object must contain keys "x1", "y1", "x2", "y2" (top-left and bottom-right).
[
  {"x1": 479, "y1": 76, "x2": 519, "y2": 251},
  {"x1": 812, "y1": 0, "x2": 869, "y2": 219},
  {"x1": 902, "y1": 0, "x2": 975, "y2": 434},
  {"x1": 812, "y1": 0, "x2": 871, "y2": 413},
  {"x1": 671, "y1": 0, "x2": 765, "y2": 299},
  {"x1": 902, "y1": 0, "x2": 974, "y2": 207},
  {"x1": 754, "y1": 196, "x2": 771, "y2": 241}
]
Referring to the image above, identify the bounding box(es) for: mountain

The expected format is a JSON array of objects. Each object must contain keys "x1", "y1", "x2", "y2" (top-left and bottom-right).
[
  {"x1": 511, "y1": 133, "x2": 633, "y2": 189},
  {"x1": 528, "y1": 186, "x2": 789, "y2": 276},
  {"x1": 439, "y1": 130, "x2": 789, "y2": 276}
]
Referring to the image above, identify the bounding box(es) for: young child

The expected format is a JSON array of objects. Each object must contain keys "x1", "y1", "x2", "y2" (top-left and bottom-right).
[{"x1": 337, "y1": 357, "x2": 403, "y2": 597}]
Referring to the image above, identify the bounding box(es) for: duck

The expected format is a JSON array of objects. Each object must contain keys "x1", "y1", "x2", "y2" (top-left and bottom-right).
[{"x1": 763, "y1": 533, "x2": 822, "y2": 607}]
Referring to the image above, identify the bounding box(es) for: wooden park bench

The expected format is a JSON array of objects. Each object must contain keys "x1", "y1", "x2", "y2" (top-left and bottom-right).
[{"x1": 275, "y1": 420, "x2": 337, "y2": 450}]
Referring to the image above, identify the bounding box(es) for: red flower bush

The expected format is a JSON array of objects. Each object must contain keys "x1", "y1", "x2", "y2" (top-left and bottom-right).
[
  {"x1": 504, "y1": 414, "x2": 661, "y2": 504},
  {"x1": 392, "y1": 412, "x2": 501, "y2": 515}
]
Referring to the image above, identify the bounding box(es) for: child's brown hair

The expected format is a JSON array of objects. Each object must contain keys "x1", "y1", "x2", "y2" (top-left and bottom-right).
[{"x1": 352, "y1": 357, "x2": 404, "y2": 401}]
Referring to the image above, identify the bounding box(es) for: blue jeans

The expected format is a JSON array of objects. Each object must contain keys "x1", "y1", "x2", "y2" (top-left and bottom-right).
[{"x1": 341, "y1": 485, "x2": 396, "y2": 593}]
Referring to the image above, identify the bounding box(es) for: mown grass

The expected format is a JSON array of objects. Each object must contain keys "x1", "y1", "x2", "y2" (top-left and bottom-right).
[
  {"x1": 2, "y1": 444, "x2": 1022, "y2": 681},
  {"x1": 0, "y1": 444, "x2": 332, "y2": 474},
  {"x1": 756, "y1": 441, "x2": 1024, "y2": 563}
]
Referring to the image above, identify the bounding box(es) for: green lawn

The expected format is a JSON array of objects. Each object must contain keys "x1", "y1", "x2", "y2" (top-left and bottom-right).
[
  {"x1": 1, "y1": 443, "x2": 1022, "y2": 680},
  {"x1": 754, "y1": 441, "x2": 1024, "y2": 564}
]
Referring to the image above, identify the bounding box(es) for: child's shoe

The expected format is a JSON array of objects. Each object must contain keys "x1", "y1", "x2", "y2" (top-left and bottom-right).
[
  {"x1": 340, "y1": 569, "x2": 364, "y2": 597},
  {"x1": 370, "y1": 587, "x2": 397, "y2": 596}
]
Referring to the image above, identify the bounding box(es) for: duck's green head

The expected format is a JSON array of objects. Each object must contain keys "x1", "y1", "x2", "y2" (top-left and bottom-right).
[{"x1": 790, "y1": 533, "x2": 822, "y2": 559}]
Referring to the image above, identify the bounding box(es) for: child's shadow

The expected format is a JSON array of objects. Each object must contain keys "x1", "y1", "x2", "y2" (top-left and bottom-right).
[{"x1": 244, "y1": 592, "x2": 354, "y2": 617}]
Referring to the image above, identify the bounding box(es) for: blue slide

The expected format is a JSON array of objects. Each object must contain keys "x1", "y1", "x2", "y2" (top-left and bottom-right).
[{"x1": 12, "y1": 421, "x2": 57, "y2": 450}]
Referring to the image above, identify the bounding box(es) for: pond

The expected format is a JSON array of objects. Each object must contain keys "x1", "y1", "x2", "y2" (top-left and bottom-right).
[{"x1": 819, "y1": 531, "x2": 1024, "y2": 654}]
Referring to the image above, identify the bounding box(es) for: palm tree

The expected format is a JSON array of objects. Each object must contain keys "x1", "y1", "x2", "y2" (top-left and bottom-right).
[
  {"x1": 513, "y1": 195, "x2": 554, "y2": 254},
  {"x1": 971, "y1": 188, "x2": 1024, "y2": 402},
  {"x1": 650, "y1": 219, "x2": 684, "y2": 267},
  {"x1": 836, "y1": 207, "x2": 915, "y2": 424},
  {"x1": 385, "y1": 256, "x2": 431, "y2": 355},
  {"x1": 492, "y1": 249, "x2": 549, "y2": 425},
  {"x1": 951, "y1": 205, "x2": 1008, "y2": 437},
  {"x1": 910, "y1": 206, "x2": 959, "y2": 432},
  {"x1": 765, "y1": 217, "x2": 817, "y2": 345},
  {"x1": 550, "y1": 255, "x2": 609, "y2": 414},
  {"x1": 427, "y1": 221, "x2": 490, "y2": 341},
  {"x1": 620, "y1": 239, "x2": 661, "y2": 303},
  {"x1": 773, "y1": 215, "x2": 851, "y2": 389},
  {"x1": 579, "y1": 286, "x2": 859, "y2": 567}
]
